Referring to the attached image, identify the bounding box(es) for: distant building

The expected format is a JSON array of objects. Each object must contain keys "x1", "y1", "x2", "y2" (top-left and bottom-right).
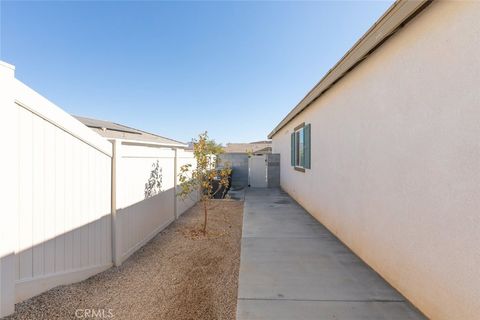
[
  {"x1": 223, "y1": 140, "x2": 271, "y2": 155},
  {"x1": 218, "y1": 141, "x2": 272, "y2": 189}
]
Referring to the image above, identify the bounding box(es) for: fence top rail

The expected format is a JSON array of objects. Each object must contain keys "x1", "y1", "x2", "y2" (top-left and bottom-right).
[
  {"x1": 14, "y1": 79, "x2": 113, "y2": 157},
  {"x1": 118, "y1": 139, "x2": 187, "y2": 149}
]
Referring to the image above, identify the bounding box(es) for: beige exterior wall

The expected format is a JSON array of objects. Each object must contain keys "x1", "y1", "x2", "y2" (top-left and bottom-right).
[{"x1": 272, "y1": 2, "x2": 480, "y2": 319}]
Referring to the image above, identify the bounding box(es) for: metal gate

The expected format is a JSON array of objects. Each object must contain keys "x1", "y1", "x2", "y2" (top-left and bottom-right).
[{"x1": 248, "y1": 155, "x2": 267, "y2": 188}]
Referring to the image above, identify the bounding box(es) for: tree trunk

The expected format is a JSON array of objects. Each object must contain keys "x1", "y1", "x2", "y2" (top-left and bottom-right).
[{"x1": 203, "y1": 199, "x2": 208, "y2": 234}]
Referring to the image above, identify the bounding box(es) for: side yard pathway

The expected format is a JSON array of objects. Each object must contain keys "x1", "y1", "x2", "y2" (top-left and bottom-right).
[{"x1": 236, "y1": 188, "x2": 425, "y2": 320}]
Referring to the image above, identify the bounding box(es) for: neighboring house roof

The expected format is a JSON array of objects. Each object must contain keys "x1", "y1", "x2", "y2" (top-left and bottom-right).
[
  {"x1": 268, "y1": 0, "x2": 431, "y2": 138},
  {"x1": 254, "y1": 146, "x2": 272, "y2": 154},
  {"x1": 74, "y1": 115, "x2": 187, "y2": 148},
  {"x1": 223, "y1": 141, "x2": 272, "y2": 154}
]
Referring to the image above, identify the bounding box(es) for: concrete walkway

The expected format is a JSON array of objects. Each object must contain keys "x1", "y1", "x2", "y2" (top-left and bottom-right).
[{"x1": 237, "y1": 188, "x2": 425, "y2": 320}]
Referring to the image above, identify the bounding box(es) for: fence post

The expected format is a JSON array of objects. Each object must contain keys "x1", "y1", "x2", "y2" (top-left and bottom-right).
[
  {"x1": 110, "y1": 139, "x2": 123, "y2": 266},
  {"x1": 0, "y1": 61, "x2": 17, "y2": 317},
  {"x1": 173, "y1": 148, "x2": 178, "y2": 220}
]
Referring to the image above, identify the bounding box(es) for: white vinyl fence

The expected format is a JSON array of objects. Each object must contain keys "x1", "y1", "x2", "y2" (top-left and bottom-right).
[
  {"x1": 14, "y1": 78, "x2": 114, "y2": 304},
  {"x1": 112, "y1": 142, "x2": 197, "y2": 265},
  {"x1": 0, "y1": 62, "x2": 197, "y2": 317}
]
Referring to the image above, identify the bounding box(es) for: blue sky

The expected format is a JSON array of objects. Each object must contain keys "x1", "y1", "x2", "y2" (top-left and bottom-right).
[{"x1": 1, "y1": 1, "x2": 392, "y2": 144}]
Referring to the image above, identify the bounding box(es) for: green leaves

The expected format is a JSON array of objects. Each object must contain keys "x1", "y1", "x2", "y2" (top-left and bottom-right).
[{"x1": 177, "y1": 132, "x2": 232, "y2": 233}]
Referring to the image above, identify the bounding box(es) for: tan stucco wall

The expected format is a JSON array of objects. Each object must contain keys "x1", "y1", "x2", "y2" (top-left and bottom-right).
[{"x1": 272, "y1": 2, "x2": 480, "y2": 319}]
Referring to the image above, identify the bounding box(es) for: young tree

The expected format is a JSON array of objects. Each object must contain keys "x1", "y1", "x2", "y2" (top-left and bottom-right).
[{"x1": 178, "y1": 132, "x2": 231, "y2": 234}]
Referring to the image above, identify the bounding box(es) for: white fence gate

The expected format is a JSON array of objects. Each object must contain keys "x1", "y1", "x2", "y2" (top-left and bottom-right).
[{"x1": 248, "y1": 155, "x2": 267, "y2": 188}]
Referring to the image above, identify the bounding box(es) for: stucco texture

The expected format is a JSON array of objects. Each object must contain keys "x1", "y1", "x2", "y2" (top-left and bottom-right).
[{"x1": 272, "y1": 2, "x2": 480, "y2": 319}]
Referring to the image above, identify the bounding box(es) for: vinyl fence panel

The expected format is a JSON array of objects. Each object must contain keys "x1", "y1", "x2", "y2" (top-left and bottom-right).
[
  {"x1": 0, "y1": 62, "x2": 196, "y2": 317},
  {"x1": 114, "y1": 141, "x2": 177, "y2": 265},
  {"x1": 13, "y1": 78, "x2": 113, "y2": 303}
]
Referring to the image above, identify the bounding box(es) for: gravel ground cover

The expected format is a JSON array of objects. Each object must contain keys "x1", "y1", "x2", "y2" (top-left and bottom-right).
[{"x1": 7, "y1": 200, "x2": 244, "y2": 320}]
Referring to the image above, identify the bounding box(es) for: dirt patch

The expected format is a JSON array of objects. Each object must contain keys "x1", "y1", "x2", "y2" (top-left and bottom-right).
[{"x1": 7, "y1": 200, "x2": 244, "y2": 320}]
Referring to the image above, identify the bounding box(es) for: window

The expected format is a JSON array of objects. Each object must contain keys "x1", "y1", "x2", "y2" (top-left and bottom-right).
[
  {"x1": 295, "y1": 127, "x2": 305, "y2": 167},
  {"x1": 291, "y1": 123, "x2": 311, "y2": 171}
]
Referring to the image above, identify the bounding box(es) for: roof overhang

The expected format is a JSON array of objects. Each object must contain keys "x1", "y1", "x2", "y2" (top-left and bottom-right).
[{"x1": 268, "y1": 0, "x2": 431, "y2": 139}]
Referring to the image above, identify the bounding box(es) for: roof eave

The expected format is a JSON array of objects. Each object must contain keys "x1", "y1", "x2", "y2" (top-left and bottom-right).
[{"x1": 268, "y1": 0, "x2": 431, "y2": 139}]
